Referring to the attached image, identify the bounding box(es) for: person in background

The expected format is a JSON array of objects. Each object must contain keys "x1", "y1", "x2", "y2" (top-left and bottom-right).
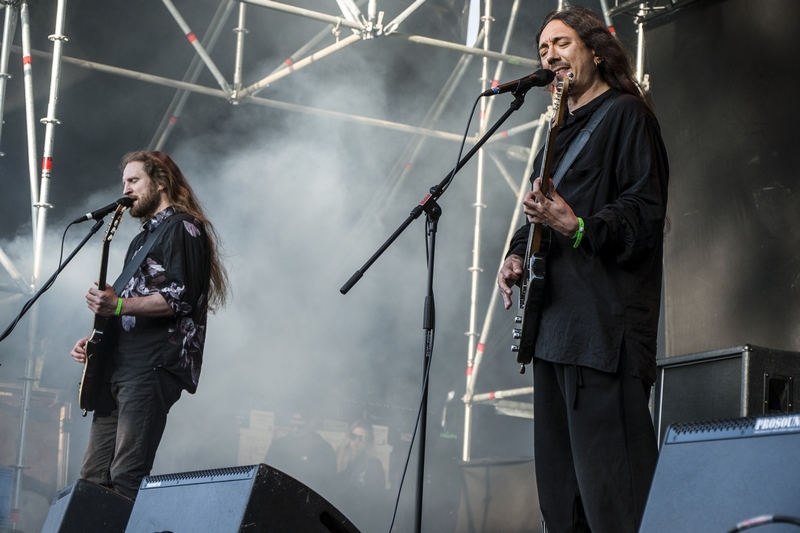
[
  {"x1": 265, "y1": 410, "x2": 337, "y2": 495},
  {"x1": 334, "y1": 419, "x2": 388, "y2": 532}
]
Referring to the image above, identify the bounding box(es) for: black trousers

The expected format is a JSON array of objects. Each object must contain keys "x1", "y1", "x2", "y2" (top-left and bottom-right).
[
  {"x1": 80, "y1": 368, "x2": 183, "y2": 499},
  {"x1": 533, "y1": 351, "x2": 658, "y2": 533}
]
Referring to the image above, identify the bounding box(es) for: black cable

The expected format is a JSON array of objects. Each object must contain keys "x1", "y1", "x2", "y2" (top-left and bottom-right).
[
  {"x1": 386, "y1": 346, "x2": 433, "y2": 533},
  {"x1": 384, "y1": 94, "x2": 482, "y2": 533},
  {"x1": 441, "y1": 95, "x2": 482, "y2": 195},
  {"x1": 0, "y1": 222, "x2": 79, "y2": 343},
  {"x1": 727, "y1": 514, "x2": 800, "y2": 532}
]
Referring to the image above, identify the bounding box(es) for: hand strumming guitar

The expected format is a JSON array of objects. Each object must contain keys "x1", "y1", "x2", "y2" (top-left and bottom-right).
[
  {"x1": 498, "y1": 255, "x2": 524, "y2": 310},
  {"x1": 70, "y1": 336, "x2": 90, "y2": 364}
]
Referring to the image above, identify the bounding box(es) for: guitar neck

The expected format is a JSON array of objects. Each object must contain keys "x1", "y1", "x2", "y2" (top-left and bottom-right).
[
  {"x1": 97, "y1": 245, "x2": 111, "y2": 289},
  {"x1": 535, "y1": 76, "x2": 570, "y2": 199},
  {"x1": 538, "y1": 127, "x2": 559, "y2": 197}
]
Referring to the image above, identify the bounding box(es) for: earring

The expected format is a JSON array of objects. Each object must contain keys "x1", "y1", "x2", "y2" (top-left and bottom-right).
[{"x1": 594, "y1": 59, "x2": 600, "y2": 68}]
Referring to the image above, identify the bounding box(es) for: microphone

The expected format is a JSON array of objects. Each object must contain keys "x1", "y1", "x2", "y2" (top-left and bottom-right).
[
  {"x1": 71, "y1": 197, "x2": 134, "y2": 224},
  {"x1": 481, "y1": 69, "x2": 555, "y2": 97}
]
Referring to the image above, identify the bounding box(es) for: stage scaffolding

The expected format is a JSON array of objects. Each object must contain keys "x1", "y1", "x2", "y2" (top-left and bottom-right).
[{"x1": 0, "y1": 0, "x2": 676, "y2": 524}]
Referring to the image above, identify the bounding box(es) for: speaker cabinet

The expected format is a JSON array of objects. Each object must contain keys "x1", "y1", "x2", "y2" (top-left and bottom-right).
[
  {"x1": 41, "y1": 479, "x2": 133, "y2": 533},
  {"x1": 654, "y1": 344, "x2": 800, "y2": 444},
  {"x1": 640, "y1": 415, "x2": 800, "y2": 532},
  {"x1": 125, "y1": 464, "x2": 361, "y2": 533}
]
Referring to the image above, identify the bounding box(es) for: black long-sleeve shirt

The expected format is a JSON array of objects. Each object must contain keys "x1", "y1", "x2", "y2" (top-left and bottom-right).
[
  {"x1": 508, "y1": 89, "x2": 669, "y2": 384},
  {"x1": 110, "y1": 207, "x2": 211, "y2": 393}
]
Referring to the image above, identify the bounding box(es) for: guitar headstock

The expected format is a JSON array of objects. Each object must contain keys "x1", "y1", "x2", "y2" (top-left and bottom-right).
[
  {"x1": 103, "y1": 204, "x2": 128, "y2": 244},
  {"x1": 551, "y1": 74, "x2": 571, "y2": 129}
]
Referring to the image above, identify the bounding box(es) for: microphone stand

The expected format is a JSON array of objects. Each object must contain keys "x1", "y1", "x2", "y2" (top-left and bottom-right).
[
  {"x1": 0, "y1": 218, "x2": 106, "y2": 345},
  {"x1": 341, "y1": 88, "x2": 532, "y2": 533}
]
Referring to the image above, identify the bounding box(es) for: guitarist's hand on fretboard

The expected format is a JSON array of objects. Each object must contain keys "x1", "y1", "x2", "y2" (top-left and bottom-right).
[
  {"x1": 522, "y1": 178, "x2": 581, "y2": 238},
  {"x1": 498, "y1": 254, "x2": 524, "y2": 310},
  {"x1": 86, "y1": 282, "x2": 121, "y2": 317}
]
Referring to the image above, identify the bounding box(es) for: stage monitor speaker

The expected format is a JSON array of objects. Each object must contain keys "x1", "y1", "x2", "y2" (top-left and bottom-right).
[
  {"x1": 40, "y1": 479, "x2": 133, "y2": 533},
  {"x1": 125, "y1": 464, "x2": 361, "y2": 533},
  {"x1": 640, "y1": 415, "x2": 800, "y2": 533},
  {"x1": 653, "y1": 344, "x2": 800, "y2": 444}
]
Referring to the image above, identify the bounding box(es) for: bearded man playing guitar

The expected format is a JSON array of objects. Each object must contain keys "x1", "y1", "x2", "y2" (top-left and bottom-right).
[
  {"x1": 497, "y1": 6, "x2": 668, "y2": 533},
  {"x1": 70, "y1": 151, "x2": 228, "y2": 500}
]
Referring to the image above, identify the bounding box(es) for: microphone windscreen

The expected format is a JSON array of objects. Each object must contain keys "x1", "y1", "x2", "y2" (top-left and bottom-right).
[{"x1": 537, "y1": 69, "x2": 556, "y2": 84}]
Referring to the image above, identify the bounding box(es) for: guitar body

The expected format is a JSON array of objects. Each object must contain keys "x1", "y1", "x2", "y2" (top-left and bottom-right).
[
  {"x1": 512, "y1": 76, "x2": 570, "y2": 372},
  {"x1": 79, "y1": 315, "x2": 115, "y2": 412},
  {"x1": 78, "y1": 204, "x2": 128, "y2": 414},
  {"x1": 514, "y1": 225, "x2": 552, "y2": 366}
]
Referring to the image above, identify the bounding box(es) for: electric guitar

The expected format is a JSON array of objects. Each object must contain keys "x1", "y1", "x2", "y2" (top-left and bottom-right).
[
  {"x1": 79, "y1": 203, "x2": 128, "y2": 414},
  {"x1": 511, "y1": 75, "x2": 571, "y2": 373}
]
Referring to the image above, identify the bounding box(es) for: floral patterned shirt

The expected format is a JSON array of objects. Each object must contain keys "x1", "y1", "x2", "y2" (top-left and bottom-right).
[{"x1": 109, "y1": 206, "x2": 210, "y2": 393}]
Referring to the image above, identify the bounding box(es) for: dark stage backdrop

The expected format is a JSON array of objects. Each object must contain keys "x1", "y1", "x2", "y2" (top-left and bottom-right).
[{"x1": 646, "y1": 0, "x2": 800, "y2": 358}]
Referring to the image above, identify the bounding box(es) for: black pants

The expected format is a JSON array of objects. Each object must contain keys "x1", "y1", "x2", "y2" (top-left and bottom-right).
[
  {"x1": 80, "y1": 368, "x2": 183, "y2": 499},
  {"x1": 533, "y1": 352, "x2": 658, "y2": 533}
]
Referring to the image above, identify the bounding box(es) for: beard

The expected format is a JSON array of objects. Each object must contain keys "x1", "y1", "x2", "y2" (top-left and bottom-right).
[{"x1": 130, "y1": 181, "x2": 162, "y2": 219}]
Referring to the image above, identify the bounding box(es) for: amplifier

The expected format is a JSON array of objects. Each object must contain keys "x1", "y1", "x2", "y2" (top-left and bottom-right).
[{"x1": 653, "y1": 344, "x2": 800, "y2": 444}]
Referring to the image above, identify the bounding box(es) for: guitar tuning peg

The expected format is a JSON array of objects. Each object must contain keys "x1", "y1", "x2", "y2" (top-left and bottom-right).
[
  {"x1": 512, "y1": 328, "x2": 522, "y2": 339},
  {"x1": 511, "y1": 344, "x2": 520, "y2": 353}
]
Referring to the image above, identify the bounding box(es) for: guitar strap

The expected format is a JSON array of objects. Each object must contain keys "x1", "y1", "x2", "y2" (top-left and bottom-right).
[
  {"x1": 550, "y1": 96, "x2": 616, "y2": 189},
  {"x1": 111, "y1": 213, "x2": 191, "y2": 295}
]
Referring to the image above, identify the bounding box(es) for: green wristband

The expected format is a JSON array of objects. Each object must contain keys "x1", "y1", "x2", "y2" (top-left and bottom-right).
[
  {"x1": 114, "y1": 297, "x2": 124, "y2": 316},
  {"x1": 572, "y1": 217, "x2": 585, "y2": 249}
]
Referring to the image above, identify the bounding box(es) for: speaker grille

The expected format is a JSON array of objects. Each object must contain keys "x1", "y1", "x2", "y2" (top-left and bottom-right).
[
  {"x1": 141, "y1": 465, "x2": 258, "y2": 488},
  {"x1": 666, "y1": 414, "x2": 800, "y2": 444}
]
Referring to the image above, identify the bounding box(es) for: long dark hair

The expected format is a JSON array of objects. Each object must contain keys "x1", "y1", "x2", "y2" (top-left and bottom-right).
[
  {"x1": 536, "y1": 6, "x2": 645, "y2": 101},
  {"x1": 120, "y1": 150, "x2": 229, "y2": 310}
]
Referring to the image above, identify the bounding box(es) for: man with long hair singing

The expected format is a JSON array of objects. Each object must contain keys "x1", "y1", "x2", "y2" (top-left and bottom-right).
[
  {"x1": 497, "y1": 6, "x2": 668, "y2": 532},
  {"x1": 70, "y1": 151, "x2": 228, "y2": 499}
]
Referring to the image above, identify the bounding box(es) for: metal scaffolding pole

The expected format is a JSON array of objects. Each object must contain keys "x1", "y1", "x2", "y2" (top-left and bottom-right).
[
  {"x1": 463, "y1": 0, "x2": 493, "y2": 464},
  {"x1": 232, "y1": 1, "x2": 246, "y2": 98},
  {"x1": 240, "y1": 32, "x2": 363, "y2": 97},
  {"x1": 149, "y1": 0, "x2": 236, "y2": 151},
  {"x1": 14, "y1": 44, "x2": 484, "y2": 144},
  {"x1": 162, "y1": 0, "x2": 232, "y2": 97},
  {"x1": 634, "y1": 3, "x2": 649, "y2": 91},
  {"x1": 0, "y1": 3, "x2": 17, "y2": 157},
  {"x1": 351, "y1": 28, "x2": 486, "y2": 239},
  {"x1": 462, "y1": 111, "x2": 548, "y2": 460},
  {"x1": 20, "y1": 1, "x2": 40, "y2": 245},
  {"x1": 462, "y1": 0, "x2": 530, "y2": 461},
  {"x1": 9, "y1": 0, "x2": 68, "y2": 524}
]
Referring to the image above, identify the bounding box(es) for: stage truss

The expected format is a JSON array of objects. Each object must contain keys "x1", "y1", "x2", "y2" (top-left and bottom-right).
[{"x1": 0, "y1": 0, "x2": 681, "y2": 522}]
